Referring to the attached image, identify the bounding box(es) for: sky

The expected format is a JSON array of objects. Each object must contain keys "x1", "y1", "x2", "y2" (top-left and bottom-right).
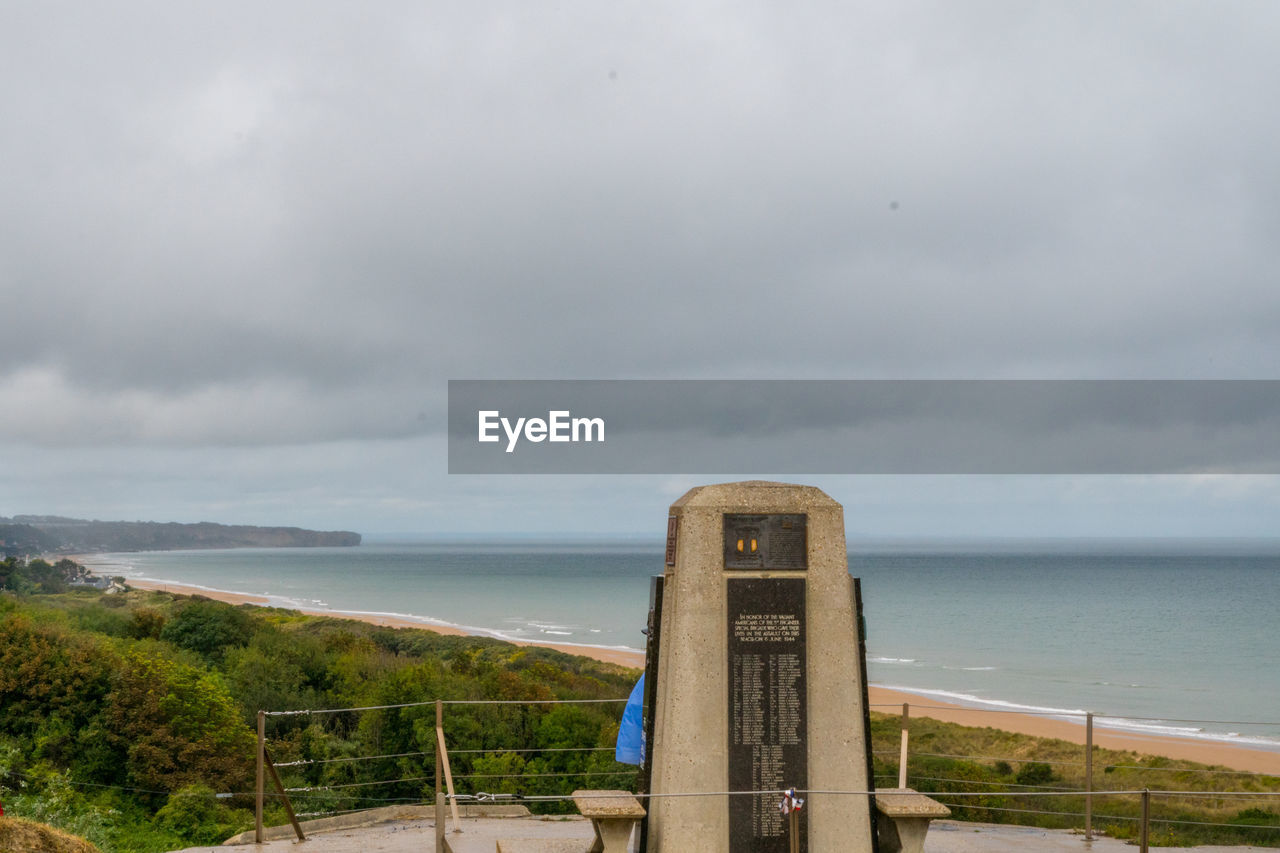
[{"x1": 3, "y1": 2, "x2": 1280, "y2": 538}]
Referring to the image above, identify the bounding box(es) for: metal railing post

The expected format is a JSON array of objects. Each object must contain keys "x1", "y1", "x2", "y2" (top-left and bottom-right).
[
  {"x1": 788, "y1": 795, "x2": 800, "y2": 853},
  {"x1": 1140, "y1": 788, "x2": 1150, "y2": 853},
  {"x1": 898, "y1": 703, "x2": 910, "y2": 788},
  {"x1": 255, "y1": 709, "x2": 265, "y2": 844},
  {"x1": 1085, "y1": 712, "x2": 1093, "y2": 841}
]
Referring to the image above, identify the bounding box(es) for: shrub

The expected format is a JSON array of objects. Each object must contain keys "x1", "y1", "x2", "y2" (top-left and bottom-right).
[
  {"x1": 159, "y1": 599, "x2": 254, "y2": 659},
  {"x1": 129, "y1": 609, "x2": 166, "y2": 640},
  {"x1": 1015, "y1": 761, "x2": 1058, "y2": 787},
  {"x1": 154, "y1": 784, "x2": 248, "y2": 844},
  {"x1": 98, "y1": 650, "x2": 255, "y2": 795}
]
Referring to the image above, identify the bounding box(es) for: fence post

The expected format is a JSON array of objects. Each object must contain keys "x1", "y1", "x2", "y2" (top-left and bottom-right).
[
  {"x1": 789, "y1": 801, "x2": 800, "y2": 853},
  {"x1": 263, "y1": 748, "x2": 306, "y2": 841},
  {"x1": 434, "y1": 700, "x2": 453, "y2": 853},
  {"x1": 1140, "y1": 788, "x2": 1150, "y2": 853},
  {"x1": 255, "y1": 709, "x2": 265, "y2": 844},
  {"x1": 1085, "y1": 712, "x2": 1093, "y2": 841},
  {"x1": 436, "y1": 703, "x2": 461, "y2": 831},
  {"x1": 898, "y1": 703, "x2": 910, "y2": 788}
]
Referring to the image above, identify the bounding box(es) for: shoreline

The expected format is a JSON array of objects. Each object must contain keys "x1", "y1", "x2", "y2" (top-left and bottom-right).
[
  {"x1": 867, "y1": 686, "x2": 1280, "y2": 775},
  {"x1": 124, "y1": 578, "x2": 649, "y2": 668},
  {"x1": 119, "y1": 575, "x2": 1280, "y2": 775}
]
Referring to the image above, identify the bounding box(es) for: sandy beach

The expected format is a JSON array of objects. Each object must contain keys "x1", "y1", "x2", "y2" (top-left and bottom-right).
[
  {"x1": 867, "y1": 686, "x2": 1280, "y2": 775},
  {"x1": 125, "y1": 578, "x2": 649, "y2": 667},
  {"x1": 125, "y1": 577, "x2": 1280, "y2": 775}
]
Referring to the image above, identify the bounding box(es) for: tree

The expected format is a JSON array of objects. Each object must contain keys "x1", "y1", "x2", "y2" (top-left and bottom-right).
[
  {"x1": 0, "y1": 615, "x2": 112, "y2": 746},
  {"x1": 159, "y1": 598, "x2": 254, "y2": 660},
  {"x1": 98, "y1": 650, "x2": 255, "y2": 795}
]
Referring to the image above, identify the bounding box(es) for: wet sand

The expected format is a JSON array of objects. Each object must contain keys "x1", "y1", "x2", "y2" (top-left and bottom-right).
[{"x1": 126, "y1": 578, "x2": 1279, "y2": 774}]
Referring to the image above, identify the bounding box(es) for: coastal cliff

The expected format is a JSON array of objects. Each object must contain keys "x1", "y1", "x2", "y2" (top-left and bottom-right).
[{"x1": 0, "y1": 515, "x2": 361, "y2": 556}]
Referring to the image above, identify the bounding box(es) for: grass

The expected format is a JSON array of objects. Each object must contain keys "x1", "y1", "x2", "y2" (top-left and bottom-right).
[
  {"x1": 0, "y1": 815, "x2": 103, "y2": 853},
  {"x1": 869, "y1": 712, "x2": 1280, "y2": 847}
]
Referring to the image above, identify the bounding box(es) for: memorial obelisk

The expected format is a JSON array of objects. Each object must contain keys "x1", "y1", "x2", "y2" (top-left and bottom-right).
[{"x1": 645, "y1": 481, "x2": 876, "y2": 853}]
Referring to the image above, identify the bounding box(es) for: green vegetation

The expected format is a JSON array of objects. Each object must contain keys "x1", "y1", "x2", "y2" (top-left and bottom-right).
[
  {"x1": 0, "y1": 516, "x2": 360, "y2": 555},
  {"x1": 2, "y1": 555, "x2": 1277, "y2": 850},
  {"x1": 0, "y1": 557, "x2": 88, "y2": 595},
  {"x1": 0, "y1": 523, "x2": 61, "y2": 559},
  {"x1": 869, "y1": 713, "x2": 1280, "y2": 847},
  {"x1": 0, "y1": 557, "x2": 637, "y2": 851}
]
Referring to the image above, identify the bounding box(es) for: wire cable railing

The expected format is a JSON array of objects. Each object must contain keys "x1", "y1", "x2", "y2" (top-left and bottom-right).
[
  {"x1": 242, "y1": 693, "x2": 1280, "y2": 850},
  {"x1": 265, "y1": 696, "x2": 629, "y2": 717}
]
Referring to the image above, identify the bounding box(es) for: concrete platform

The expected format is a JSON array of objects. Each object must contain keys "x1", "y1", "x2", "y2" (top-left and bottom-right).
[
  {"x1": 208, "y1": 812, "x2": 601, "y2": 853},
  {"x1": 166, "y1": 813, "x2": 1269, "y2": 853},
  {"x1": 495, "y1": 840, "x2": 591, "y2": 853}
]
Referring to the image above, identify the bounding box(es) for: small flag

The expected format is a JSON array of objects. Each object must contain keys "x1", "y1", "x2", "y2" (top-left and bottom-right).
[
  {"x1": 614, "y1": 674, "x2": 645, "y2": 765},
  {"x1": 779, "y1": 788, "x2": 805, "y2": 815}
]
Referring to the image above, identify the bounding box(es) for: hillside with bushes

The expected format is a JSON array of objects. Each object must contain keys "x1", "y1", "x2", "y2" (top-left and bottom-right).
[
  {"x1": 0, "y1": 557, "x2": 637, "y2": 851},
  {"x1": 2, "y1": 557, "x2": 1277, "y2": 850},
  {"x1": 0, "y1": 517, "x2": 360, "y2": 557}
]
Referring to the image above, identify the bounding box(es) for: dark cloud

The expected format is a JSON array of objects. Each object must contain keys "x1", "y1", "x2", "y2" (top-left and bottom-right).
[{"x1": 3, "y1": 3, "x2": 1280, "y2": 530}]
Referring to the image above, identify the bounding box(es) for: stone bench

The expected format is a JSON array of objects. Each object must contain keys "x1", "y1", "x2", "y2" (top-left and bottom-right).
[
  {"x1": 874, "y1": 788, "x2": 951, "y2": 853},
  {"x1": 571, "y1": 789, "x2": 645, "y2": 853}
]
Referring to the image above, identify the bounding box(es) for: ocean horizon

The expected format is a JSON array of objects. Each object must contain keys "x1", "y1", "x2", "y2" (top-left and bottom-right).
[{"x1": 81, "y1": 536, "x2": 1280, "y2": 752}]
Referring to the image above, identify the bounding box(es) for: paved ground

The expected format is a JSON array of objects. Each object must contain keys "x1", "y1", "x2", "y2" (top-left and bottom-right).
[
  {"x1": 170, "y1": 812, "x2": 1272, "y2": 853},
  {"x1": 927, "y1": 820, "x2": 1268, "y2": 852},
  {"x1": 178, "y1": 812, "x2": 598, "y2": 853}
]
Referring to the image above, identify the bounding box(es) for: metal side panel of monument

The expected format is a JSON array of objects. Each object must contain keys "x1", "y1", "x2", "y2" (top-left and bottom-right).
[{"x1": 646, "y1": 482, "x2": 876, "y2": 853}]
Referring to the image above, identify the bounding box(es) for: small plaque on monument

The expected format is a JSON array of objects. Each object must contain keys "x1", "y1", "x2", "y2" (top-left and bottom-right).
[
  {"x1": 727, "y1": 577, "x2": 807, "y2": 852},
  {"x1": 724, "y1": 514, "x2": 807, "y2": 570}
]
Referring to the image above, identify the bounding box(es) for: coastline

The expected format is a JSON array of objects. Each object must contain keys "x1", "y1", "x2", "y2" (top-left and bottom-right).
[
  {"x1": 122, "y1": 576, "x2": 1280, "y2": 775},
  {"x1": 867, "y1": 686, "x2": 1280, "y2": 775},
  {"x1": 124, "y1": 578, "x2": 648, "y2": 668}
]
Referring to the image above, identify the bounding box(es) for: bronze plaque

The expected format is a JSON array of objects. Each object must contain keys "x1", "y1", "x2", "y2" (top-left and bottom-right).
[
  {"x1": 724, "y1": 514, "x2": 807, "y2": 570},
  {"x1": 727, "y1": 577, "x2": 807, "y2": 852},
  {"x1": 665, "y1": 516, "x2": 678, "y2": 566}
]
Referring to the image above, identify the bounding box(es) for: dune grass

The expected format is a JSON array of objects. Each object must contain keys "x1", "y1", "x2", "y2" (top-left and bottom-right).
[{"x1": 869, "y1": 712, "x2": 1280, "y2": 846}]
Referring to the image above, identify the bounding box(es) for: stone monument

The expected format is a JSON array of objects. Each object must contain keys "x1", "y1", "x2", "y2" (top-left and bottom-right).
[{"x1": 644, "y1": 481, "x2": 876, "y2": 853}]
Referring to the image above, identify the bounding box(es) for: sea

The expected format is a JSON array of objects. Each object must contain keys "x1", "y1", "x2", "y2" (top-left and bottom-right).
[{"x1": 82, "y1": 538, "x2": 1280, "y2": 751}]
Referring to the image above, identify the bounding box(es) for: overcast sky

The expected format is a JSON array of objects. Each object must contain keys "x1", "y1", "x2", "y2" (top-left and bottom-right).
[{"x1": 3, "y1": 2, "x2": 1280, "y2": 537}]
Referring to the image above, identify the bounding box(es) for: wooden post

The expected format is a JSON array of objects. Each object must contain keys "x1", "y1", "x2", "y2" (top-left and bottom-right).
[
  {"x1": 898, "y1": 703, "x2": 910, "y2": 789},
  {"x1": 436, "y1": 711, "x2": 461, "y2": 831},
  {"x1": 1084, "y1": 712, "x2": 1093, "y2": 841},
  {"x1": 263, "y1": 748, "x2": 306, "y2": 841},
  {"x1": 255, "y1": 709, "x2": 265, "y2": 844},
  {"x1": 1140, "y1": 788, "x2": 1150, "y2": 853},
  {"x1": 434, "y1": 700, "x2": 453, "y2": 853},
  {"x1": 789, "y1": 806, "x2": 800, "y2": 853}
]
